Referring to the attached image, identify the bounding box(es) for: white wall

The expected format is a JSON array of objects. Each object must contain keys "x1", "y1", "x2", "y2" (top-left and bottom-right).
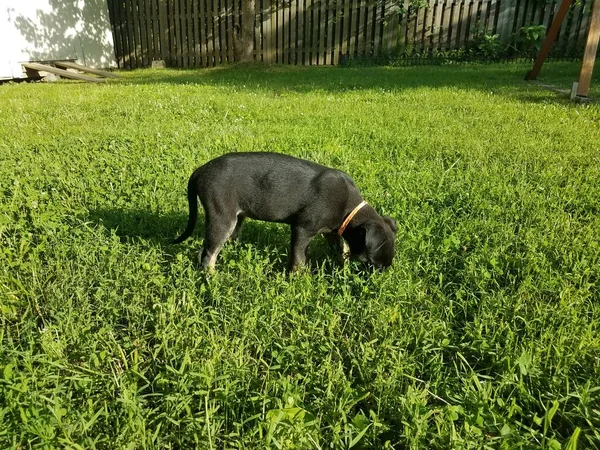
[{"x1": 1, "y1": 0, "x2": 117, "y2": 79}]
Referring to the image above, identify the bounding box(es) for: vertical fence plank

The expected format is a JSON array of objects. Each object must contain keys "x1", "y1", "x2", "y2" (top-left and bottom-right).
[
  {"x1": 308, "y1": 0, "x2": 314, "y2": 63},
  {"x1": 176, "y1": 0, "x2": 184, "y2": 66},
  {"x1": 415, "y1": 4, "x2": 426, "y2": 53},
  {"x1": 152, "y1": 0, "x2": 160, "y2": 62},
  {"x1": 284, "y1": 0, "x2": 290, "y2": 63},
  {"x1": 373, "y1": 0, "x2": 381, "y2": 55},
  {"x1": 385, "y1": 0, "x2": 397, "y2": 54},
  {"x1": 185, "y1": 0, "x2": 193, "y2": 66},
  {"x1": 160, "y1": 0, "x2": 168, "y2": 62},
  {"x1": 108, "y1": 0, "x2": 121, "y2": 68},
  {"x1": 342, "y1": 0, "x2": 350, "y2": 59},
  {"x1": 349, "y1": 0, "x2": 357, "y2": 56},
  {"x1": 577, "y1": 0, "x2": 591, "y2": 49},
  {"x1": 192, "y1": 0, "x2": 200, "y2": 65},
  {"x1": 325, "y1": 0, "x2": 333, "y2": 63},
  {"x1": 365, "y1": 1, "x2": 375, "y2": 57},
  {"x1": 291, "y1": 0, "x2": 297, "y2": 63},
  {"x1": 140, "y1": 0, "x2": 149, "y2": 65},
  {"x1": 458, "y1": 0, "x2": 468, "y2": 47},
  {"x1": 200, "y1": 0, "x2": 207, "y2": 65},
  {"x1": 272, "y1": 0, "x2": 278, "y2": 62},
  {"x1": 127, "y1": 0, "x2": 138, "y2": 67},
  {"x1": 214, "y1": 0, "x2": 221, "y2": 64},
  {"x1": 319, "y1": 0, "x2": 326, "y2": 63},
  {"x1": 263, "y1": 0, "x2": 272, "y2": 62},
  {"x1": 448, "y1": 1, "x2": 460, "y2": 50},
  {"x1": 298, "y1": 0, "x2": 305, "y2": 63}
]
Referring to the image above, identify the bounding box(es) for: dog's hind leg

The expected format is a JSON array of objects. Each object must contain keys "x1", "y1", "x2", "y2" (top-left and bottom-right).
[{"x1": 199, "y1": 214, "x2": 238, "y2": 272}]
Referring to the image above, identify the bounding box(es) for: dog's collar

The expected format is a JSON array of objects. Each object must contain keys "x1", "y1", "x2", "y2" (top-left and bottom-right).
[{"x1": 337, "y1": 200, "x2": 368, "y2": 236}]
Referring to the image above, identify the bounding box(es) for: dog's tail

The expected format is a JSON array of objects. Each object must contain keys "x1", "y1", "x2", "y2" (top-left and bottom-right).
[{"x1": 172, "y1": 174, "x2": 199, "y2": 244}]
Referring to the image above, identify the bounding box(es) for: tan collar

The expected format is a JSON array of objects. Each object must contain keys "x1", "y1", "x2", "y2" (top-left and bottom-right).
[{"x1": 337, "y1": 200, "x2": 368, "y2": 236}]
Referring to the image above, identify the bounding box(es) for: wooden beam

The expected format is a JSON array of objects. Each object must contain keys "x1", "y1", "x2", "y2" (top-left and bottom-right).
[
  {"x1": 54, "y1": 61, "x2": 120, "y2": 78},
  {"x1": 576, "y1": 0, "x2": 600, "y2": 97},
  {"x1": 525, "y1": 0, "x2": 574, "y2": 80},
  {"x1": 22, "y1": 63, "x2": 105, "y2": 82}
]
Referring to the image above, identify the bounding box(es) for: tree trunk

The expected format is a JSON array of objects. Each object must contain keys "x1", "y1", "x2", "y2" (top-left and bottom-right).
[{"x1": 234, "y1": 0, "x2": 256, "y2": 62}]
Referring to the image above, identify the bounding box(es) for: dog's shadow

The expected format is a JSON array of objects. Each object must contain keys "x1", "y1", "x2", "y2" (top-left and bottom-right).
[{"x1": 86, "y1": 208, "x2": 339, "y2": 272}]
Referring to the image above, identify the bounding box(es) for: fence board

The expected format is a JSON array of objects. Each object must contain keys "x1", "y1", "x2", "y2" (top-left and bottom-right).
[{"x1": 109, "y1": 0, "x2": 592, "y2": 69}]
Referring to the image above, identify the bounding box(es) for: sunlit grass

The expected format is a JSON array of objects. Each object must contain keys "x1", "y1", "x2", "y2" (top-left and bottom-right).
[{"x1": 1, "y1": 61, "x2": 599, "y2": 448}]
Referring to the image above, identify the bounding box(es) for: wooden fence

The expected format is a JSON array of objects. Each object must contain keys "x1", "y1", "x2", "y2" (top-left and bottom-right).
[{"x1": 107, "y1": 0, "x2": 592, "y2": 69}]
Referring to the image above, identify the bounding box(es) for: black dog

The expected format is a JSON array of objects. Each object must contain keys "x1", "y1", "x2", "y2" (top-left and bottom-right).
[{"x1": 173, "y1": 152, "x2": 397, "y2": 272}]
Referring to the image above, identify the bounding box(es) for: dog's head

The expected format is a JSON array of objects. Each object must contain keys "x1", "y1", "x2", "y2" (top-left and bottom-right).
[{"x1": 345, "y1": 215, "x2": 397, "y2": 268}]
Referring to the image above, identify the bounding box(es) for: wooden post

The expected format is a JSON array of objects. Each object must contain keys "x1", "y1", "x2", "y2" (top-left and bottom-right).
[
  {"x1": 525, "y1": 0, "x2": 574, "y2": 80},
  {"x1": 576, "y1": 0, "x2": 600, "y2": 97},
  {"x1": 234, "y1": 0, "x2": 256, "y2": 62}
]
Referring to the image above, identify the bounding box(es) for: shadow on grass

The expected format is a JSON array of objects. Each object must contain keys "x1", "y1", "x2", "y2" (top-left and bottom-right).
[
  {"x1": 114, "y1": 62, "x2": 583, "y2": 103},
  {"x1": 86, "y1": 207, "x2": 342, "y2": 272}
]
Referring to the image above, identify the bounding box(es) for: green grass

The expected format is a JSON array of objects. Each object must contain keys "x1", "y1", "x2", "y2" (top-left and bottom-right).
[{"x1": 1, "y1": 61, "x2": 599, "y2": 449}]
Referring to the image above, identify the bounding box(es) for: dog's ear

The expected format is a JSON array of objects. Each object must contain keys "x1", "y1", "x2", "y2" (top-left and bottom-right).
[{"x1": 382, "y1": 216, "x2": 397, "y2": 234}]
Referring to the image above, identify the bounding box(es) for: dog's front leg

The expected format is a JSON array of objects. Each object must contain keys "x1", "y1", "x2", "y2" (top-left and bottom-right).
[
  {"x1": 325, "y1": 233, "x2": 351, "y2": 264},
  {"x1": 289, "y1": 226, "x2": 315, "y2": 272}
]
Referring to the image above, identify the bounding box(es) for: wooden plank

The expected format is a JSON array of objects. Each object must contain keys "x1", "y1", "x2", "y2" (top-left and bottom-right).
[
  {"x1": 200, "y1": 0, "x2": 207, "y2": 65},
  {"x1": 220, "y1": 0, "x2": 228, "y2": 63},
  {"x1": 192, "y1": 0, "x2": 200, "y2": 65},
  {"x1": 107, "y1": 0, "x2": 121, "y2": 68},
  {"x1": 428, "y1": 0, "x2": 437, "y2": 53},
  {"x1": 175, "y1": 0, "x2": 183, "y2": 66},
  {"x1": 225, "y1": 0, "x2": 232, "y2": 62},
  {"x1": 255, "y1": 0, "x2": 262, "y2": 62},
  {"x1": 432, "y1": 0, "x2": 442, "y2": 51},
  {"x1": 372, "y1": 0, "x2": 381, "y2": 56},
  {"x1": 151, "y1": 0, "x2": 160, "y2": 62},
  {"x1": 54, "y1": 61, "x2": 120, "y2": 77},
  {"x1": 342, "y1": 0, "x2": 350, "y2": 59},
  {"x1": 448, "y1": 1, "x2": 460, "y2": 49},
  {"x1": 264, "y1": 0, "x2": 272, "y2": 62},
  {"x1": 139, "y1": 0, "x2": 148, "y2": 67},
  {"x1": 333, "y1": 0, "x2": 341, "y2": 63},
  {"x1": 22, "y1": 63, "x2": 106, "y2": 82},
  {"x1": 364, "y1": 1, "x2": 374, "y2": 57},
  {"x1": 185, "y1": 0, "x2": 193, "y2": 66},
  {"x1": 356, "y1": 0, "x2": 364, "y2": 56},
  {"x1": 167, "y1": 0, "x2": 175, "y2": 65},
  {"x1": 577, "y1": 0, "x2": 591, "y2": 49},
  {"x1": 324, "y1": 0, "x2": 332, "y2": 63},
  {"x1": 160, "y1": 0, "x2": 169, "y2": 62},
  {"x1": 349, "y1": 0, "x2": 357, "y2": 57},
  {"x1": 567, "y1": 1, "x2": 583, "y2": 54},
  {"x1": 310, "y1": 0, "x2": 317, "y2": 63},
  {"x1": 298, "y1": 0, "x2": 305, "y2": 64},
  {"x1": 212, "y1": 0, "x2": 220, "y2": 64},
  {"x1": 419, "y1": 2, "x2": 430, "y2": 53},
  {"x1": 206, "y1": 0, "x2": 214, "y2": 65},
  {"x1": 479, "y1": 0, "x2": 489, "y2": 37},
  {"x1": 457, "y1": 0, "x2": 468, "y2": 48},
  {"x1": 290, "y1": 0, "x2": 297, "y2": 63},
  {"x1": 415, "y1": 3, "x2": 426, "y2": 53},
  {"x1": 284, "y1": 0, "x2": 290, "y2": 63},
  {"x1": 276, "y1": 0, "x2": 282, "y2": 63},
  {"x1": 576, "y1": 0, "x2": 600, "y2": 96},
  {"x1": 317, "y1": 0, "x2": 324, "y2": 63},
  {"x1": 124, "y1": 0, "x2": 135, "y2": 68}
]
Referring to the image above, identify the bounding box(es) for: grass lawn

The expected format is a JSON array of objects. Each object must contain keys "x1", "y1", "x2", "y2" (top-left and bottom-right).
[{"x1": 1, "y1": 61, "x2": 599, "y2": 448}]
